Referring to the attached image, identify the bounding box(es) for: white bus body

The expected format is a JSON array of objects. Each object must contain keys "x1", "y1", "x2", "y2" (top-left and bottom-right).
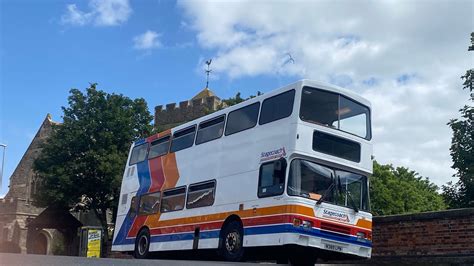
[{"x1": 112, "y1": 80, "x2": 373, "y2": 261}]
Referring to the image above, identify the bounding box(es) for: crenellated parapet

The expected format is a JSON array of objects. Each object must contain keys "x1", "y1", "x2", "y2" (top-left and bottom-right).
[{"x1": 154, "y1": 95, "x2": 222, "y2": 129}]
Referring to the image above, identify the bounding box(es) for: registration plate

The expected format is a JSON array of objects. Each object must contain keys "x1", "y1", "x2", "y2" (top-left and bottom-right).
[{"x1": 324, "y1": 243, "x2": 344, "y2": 252}]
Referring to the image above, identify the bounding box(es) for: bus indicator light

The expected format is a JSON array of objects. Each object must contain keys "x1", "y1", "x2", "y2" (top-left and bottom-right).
[{"x1": 293, "y1": 218, "x2": 302, "y2": 227}]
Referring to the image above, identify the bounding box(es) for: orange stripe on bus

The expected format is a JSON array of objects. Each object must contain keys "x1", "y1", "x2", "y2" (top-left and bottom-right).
[
  {"x1": 145, "y1": 204, "x2": 313, "y2": 228},
  {"x1": 144, "y1": 149, "x2": 179, "y2": 228},
  {"x1": 162, "y1": 153, "x2": 179, "y2": 191},
  {"x1": 145, "y1": 204, "x2": 371, "y2": 232}
]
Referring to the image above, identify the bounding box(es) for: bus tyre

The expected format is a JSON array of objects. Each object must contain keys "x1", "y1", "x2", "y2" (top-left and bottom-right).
[
  {"x1": 134, "y1": 228, "x2": 150, "y2": 259},
  {"x1": 218, "y1": 221, "x2": 244, "y2": 261}
]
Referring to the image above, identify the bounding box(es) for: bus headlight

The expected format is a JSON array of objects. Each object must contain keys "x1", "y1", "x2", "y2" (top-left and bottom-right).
[
  {"x1": 293, "y1": 218, "x2": 312, "y2": 229},
  {"x1": 302, "y1": 220, "x2": 313, "y2": 229},
  {"x1": 356, "y1": 231, "x2": 367, "y2": 240}
]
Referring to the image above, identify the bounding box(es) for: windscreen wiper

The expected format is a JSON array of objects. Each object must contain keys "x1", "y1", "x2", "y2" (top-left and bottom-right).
[
  {"x1": 346, "y1": 191, "x2": 359, "y2": 213},
  {"x1": 316, "y1": 173, "x2": 335, "y2": 205},
  {"x1": 337, "y1": 174, "x2": 359, "y2": 212}
]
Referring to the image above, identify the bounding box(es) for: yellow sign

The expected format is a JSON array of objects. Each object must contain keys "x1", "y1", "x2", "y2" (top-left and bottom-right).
[{"x1": 86, "y1": 229, "x2": 102, "y2": 258}]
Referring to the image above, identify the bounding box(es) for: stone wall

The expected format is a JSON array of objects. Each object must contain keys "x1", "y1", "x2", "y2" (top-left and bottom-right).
[
  {"x1": 372, "y1": 208, "x2": 474, "y2": 257},
  {"x1": 0, "y1": 114, "x2": 56, "y2": 253},
  {"x1": 0, "y1": 198, "x2": 44, "y2": 253},
  {"x1": 154, "y1": 96, "x2": 221, "y2": 131},
  {"x1": 6, "y1": 114, "x2": 54, "y2": 200}
]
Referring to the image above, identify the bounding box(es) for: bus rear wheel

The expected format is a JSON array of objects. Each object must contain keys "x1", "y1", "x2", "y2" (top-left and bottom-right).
[
  {"x1": 134, "y1": 228, "x2": 150, "y2": 259},
  {"x1": 218, "y1": 221, "x2": 244, "y2": 261}
]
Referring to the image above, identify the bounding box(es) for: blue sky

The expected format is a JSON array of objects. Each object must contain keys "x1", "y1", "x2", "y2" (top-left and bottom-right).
[{"x1": 0, "y1": 0, "x2": 472, "y2": 196}]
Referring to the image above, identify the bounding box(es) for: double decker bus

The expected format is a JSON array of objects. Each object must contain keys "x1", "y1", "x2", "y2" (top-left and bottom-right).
[{"x1": 112, "y1": 80, "x2": 373, "y2": 264}]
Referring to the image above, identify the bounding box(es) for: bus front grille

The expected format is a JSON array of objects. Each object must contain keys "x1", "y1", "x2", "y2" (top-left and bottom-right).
[{"x1": 320, "y1": 222, "x2": 351, "y2": 236}]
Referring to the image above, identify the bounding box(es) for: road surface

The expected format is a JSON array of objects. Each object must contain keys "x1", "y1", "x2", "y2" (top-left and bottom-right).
[{"x1": 0, "y1": 253, "x2": 268, "y2": 266}]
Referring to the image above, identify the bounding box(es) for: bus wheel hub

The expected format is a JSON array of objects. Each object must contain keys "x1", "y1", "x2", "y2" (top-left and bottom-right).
[{"x1": 226, "y1": 232, "x2": 238, "y2": 252}]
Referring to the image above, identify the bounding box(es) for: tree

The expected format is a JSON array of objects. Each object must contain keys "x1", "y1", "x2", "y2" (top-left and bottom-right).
[
  {"x1": 33, "y1": 83, "x2": 153, "y2": 240},
  {"x1": 442, "y1": 32, "x2": 474, "y2": 208},
  {"x1": 217, "y1": 91, "x2": 263, "y2": 110},
  {"x1": 370, "y1": 161, "x2": 446, "y2": 216}
]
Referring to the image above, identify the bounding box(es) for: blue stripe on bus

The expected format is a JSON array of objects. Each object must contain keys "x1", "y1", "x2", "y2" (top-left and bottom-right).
[
  {"x1": 150, "y1": 230, "x2": 220, "y2": 242},
  {"x1": 244, "y1": 224, "x2": 372, "y2": 248},
  {"x1": 112, "y1": 160, "x2": 151, "y2": 246},
  {"x1": 116, "y1": 230, "x2": 221, "y2": 246},
  {"x1": 135, "y1": 138, "x2": 146, "y2": 145},
  {"x1": 115, "y1": 223, "x2": 371, "y2": 248}
]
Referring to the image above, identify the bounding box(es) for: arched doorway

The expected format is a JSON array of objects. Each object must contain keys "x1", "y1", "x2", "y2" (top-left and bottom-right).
[{"x1": 31, "y1": 232, "x2": 48, "y2": 254}]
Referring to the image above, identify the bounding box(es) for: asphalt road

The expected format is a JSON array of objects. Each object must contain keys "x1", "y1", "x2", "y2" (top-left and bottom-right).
[{"x1": 0, "y1": 253, "x2": 268, "y2": 266}]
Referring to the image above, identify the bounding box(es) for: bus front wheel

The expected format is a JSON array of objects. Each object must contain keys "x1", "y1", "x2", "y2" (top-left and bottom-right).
[
  {"x1": 218, "y1": 220, "x2": 244, "y2": 261},
  {"x1": 134, "y1": 228, "x2": 150, "y2": 259}
]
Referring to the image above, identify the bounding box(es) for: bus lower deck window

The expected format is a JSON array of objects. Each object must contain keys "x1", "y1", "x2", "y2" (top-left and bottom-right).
[
  {"x1": 258, "y1": 159, "x2": 286, "y2": 198},
  {"x1": 186, "y1": 180, "x2": 216, "y2": 209},
  {"x1": 138, "y1": 192, "x2": 161, "y2": 215},
  {"x1": 161, "y1": 187, "x2": 186, "y2": 213}
]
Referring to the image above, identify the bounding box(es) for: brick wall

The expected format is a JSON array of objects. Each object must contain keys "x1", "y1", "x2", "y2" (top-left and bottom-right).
[{"x1": 372, "y1": 208, "x2": 474, "y2": 257}]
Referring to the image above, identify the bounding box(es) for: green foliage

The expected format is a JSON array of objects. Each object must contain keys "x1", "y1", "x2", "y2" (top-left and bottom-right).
[
  {"x1": 442, "y1": 32, "x2": 474, "y2": 208},
  {"x1": 217, "y1": 91, "x2": 263, "y2": 110},
  {"x1": 370, "y1": 161, "x2": 446, "y2": 216},
  {"x1": 461, "y1": 32, "x2": 474, "y2": 93},
  {"x1": 33, "y1": 84, "x2": 153, "y2": 230},
  {"x1": 221, "y1": 92, "x2": 245, "y2": 107}
]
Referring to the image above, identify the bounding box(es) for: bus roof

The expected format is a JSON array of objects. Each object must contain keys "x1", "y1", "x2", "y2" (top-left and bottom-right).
[{"x1": 137, "y1": 79, "x2": 371, "y2": 144}]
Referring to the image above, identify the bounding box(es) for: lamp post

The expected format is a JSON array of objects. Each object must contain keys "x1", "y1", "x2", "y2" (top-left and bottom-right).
[{"x1": 0, "y1": 143, "x2": 6, "y2": 189}]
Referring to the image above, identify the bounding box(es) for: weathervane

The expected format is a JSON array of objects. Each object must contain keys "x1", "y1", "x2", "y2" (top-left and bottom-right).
[{"x1": 205, "y1": 59, "x2": 212, "y2": 88}]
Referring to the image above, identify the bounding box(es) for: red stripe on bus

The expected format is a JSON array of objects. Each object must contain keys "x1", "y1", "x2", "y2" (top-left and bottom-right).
[
  {"x1": 150, "y1": 220, "x2": 224, "y2": 236},
  {"x1": 148, "y1": 156, "x2": 165, "y2": 193}
]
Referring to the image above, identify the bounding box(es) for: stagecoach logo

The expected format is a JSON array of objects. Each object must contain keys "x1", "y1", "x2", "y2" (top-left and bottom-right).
[
  {"x1": 322, "y1": 209, "x2": 350, "y2": 223},
  {"x1": 260, "y1": 147, "x2": 286, "y2": 162}
]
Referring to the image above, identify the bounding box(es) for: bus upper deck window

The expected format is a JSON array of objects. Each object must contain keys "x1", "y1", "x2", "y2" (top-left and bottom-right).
[
  {"x1": 196, "y1": 115, "x2": 225, "y2": 145},
  {"x1": 148, "y1": 136, "x2": 170, "y2": 159},
  {"x1": 300, "y1": 87, "x2": 371, "y2": 140},
  {"x1": 339, "y1": 96, "x2": 370, "y2": 139},
  {"x1": 225, "y1": 102, "x2": 260, "y2": 136},
  {"x1": 129, "y1": 143, "x2": 148, "y2": 165},
  {"x1": 259, "y1": 90, "x2": 295, "y2": 125},
  {"x1": 170, "y1": 126, "x2": 196, "y2": 153}
]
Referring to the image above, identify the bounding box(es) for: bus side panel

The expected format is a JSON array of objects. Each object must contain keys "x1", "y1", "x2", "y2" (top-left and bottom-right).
[{"x1": 112, "y1": 144, "x2": 140, "y2": 249}]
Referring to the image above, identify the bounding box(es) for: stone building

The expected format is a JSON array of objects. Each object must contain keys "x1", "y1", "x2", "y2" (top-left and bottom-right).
[
  {"x1": 154, "y1": 87, "x2": 223, "y2": 131},
  {"x1": 0, "y1": 114, "x2": 62, "y2": 254},
  {"x1": 0, "y1": 114, "x2": 99, "y2": 256},
  {"x1": 0, "y1": 87, "x2": 222, "y2": 255}
]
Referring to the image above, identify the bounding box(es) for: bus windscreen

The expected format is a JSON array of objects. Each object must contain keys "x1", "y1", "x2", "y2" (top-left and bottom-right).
[{"x1": 288, "y1": 159, "x2": 370, "y2": 211}]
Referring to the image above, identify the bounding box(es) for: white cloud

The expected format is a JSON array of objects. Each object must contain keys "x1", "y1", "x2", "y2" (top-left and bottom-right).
[
  {"x1": 179, "y1": 0, "x2": 473, "y2": 186},
  {"x1": 61, "y1": 0, "x2": 131, "y2": 27},
  {"x1": 133, "y1": 30, "x2": 162, "y2": 50},
  {"x1": 61, "y1": 4, "x2": 93, "y2": 26}
]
